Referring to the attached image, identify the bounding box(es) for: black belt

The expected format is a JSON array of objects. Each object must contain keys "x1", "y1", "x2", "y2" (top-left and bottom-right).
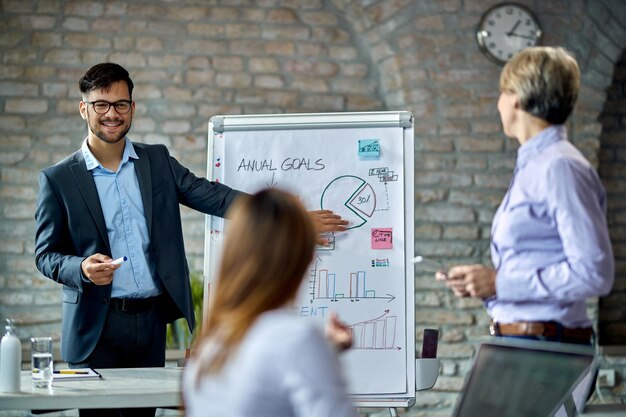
[{"x1": 108, "y1": 296, "x2": 161, "y2": 313}]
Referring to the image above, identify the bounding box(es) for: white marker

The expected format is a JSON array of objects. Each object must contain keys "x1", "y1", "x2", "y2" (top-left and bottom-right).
[
  {"x1": 110, "y1": 256, "x2": 128, "y2": 265},
  {"x1": 411, "y1": 256, "x2": 447, "y2": 274}
]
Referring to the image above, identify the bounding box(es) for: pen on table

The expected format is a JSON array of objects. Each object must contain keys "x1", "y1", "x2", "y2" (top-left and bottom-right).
[
  {"x1": 54, "y1": 370, "x2": 89, "y2": 374},
  {"x1": 110, "y1": 256, "x2": 128, "y2": 265}
]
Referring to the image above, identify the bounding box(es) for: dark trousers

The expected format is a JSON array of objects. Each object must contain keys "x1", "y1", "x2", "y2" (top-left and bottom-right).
[{"x1": 69, "y1": 297, "x2": 167, "y2": 417}]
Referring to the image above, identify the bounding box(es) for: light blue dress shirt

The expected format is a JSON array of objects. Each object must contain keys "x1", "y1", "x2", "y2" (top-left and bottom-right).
[
  {"x1": 81, "y1": 138, "x2": 161, "y2": 299},
  {"x1": 487, "y1": 125, "x2": 614, "y2": 328}
]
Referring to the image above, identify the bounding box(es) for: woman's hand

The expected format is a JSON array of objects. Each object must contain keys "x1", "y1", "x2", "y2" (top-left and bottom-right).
[
  {"x1": 442, "y1": 264, "x2": 497, "y2": 299},
  {"x1": 325, "y1": 312, "x2": 353, "y2": 352}
]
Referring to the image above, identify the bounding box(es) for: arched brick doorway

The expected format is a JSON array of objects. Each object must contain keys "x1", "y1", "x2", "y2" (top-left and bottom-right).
[{"x1": 598, "y1": 48, "x2": 626, "y2": 346}]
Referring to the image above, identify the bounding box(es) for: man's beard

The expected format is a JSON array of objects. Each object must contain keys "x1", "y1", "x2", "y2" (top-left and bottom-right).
[{"x1": 89, "y1": 117, "x2": 132, "y2": 144}]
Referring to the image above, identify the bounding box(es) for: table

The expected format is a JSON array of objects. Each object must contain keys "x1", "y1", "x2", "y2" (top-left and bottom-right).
[
  {"x1": 3, "y1": 368, "x2": 624, "y2": 415},
  {"x1": 0, "y1": 367, "x2": 183, "y2": 411}
]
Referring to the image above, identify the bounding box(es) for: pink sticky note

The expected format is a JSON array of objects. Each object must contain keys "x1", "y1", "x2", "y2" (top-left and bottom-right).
[{"x1": 371, "y1": 228, "x2": 393, "y2": 249}]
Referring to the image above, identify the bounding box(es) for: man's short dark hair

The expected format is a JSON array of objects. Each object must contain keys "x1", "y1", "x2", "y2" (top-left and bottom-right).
[{"x1": 79, "y1": 63, "x2": 134, "y2": 99}]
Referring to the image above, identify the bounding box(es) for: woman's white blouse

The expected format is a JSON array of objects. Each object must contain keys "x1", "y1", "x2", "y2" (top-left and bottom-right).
[{"x1": 183, "y1": 309, "x2": 358, "y2": 417}]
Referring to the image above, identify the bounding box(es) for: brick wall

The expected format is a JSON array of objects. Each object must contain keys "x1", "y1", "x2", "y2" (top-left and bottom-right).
[
  {"x1": 597, "y1": 50, "x2": 626, "y2": 405},
  {"x1": 599, "y1": 49, "x2": 626, "y2": 346},
  {"x1": 1, "y1": 0, "x2": 625, "y2": 414}
]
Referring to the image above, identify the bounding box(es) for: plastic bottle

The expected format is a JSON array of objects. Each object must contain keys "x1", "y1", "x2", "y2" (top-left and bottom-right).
[{"x1": 0, "y1": 318, "x2": 21, "y2": 393}]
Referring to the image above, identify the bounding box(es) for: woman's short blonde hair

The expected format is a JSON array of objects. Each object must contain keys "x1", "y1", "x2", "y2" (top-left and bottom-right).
[{"x1": 500, "y1": 46, "x2": 580, "y2": 124}]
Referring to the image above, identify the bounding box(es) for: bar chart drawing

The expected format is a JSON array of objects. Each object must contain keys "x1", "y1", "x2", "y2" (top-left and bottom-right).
[
  {"x1": 309, "y1": 261, "x2": 395, "y2": 303},
  {"x1": 348, "y1": 310, "x2": 398, "y2": 350}
]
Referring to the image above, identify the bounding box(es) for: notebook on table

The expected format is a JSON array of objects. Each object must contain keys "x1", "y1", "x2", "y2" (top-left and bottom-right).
[
  {"x1": 453, "y1": 337, "x2": 596, "y2": 417},
  {"x1": 53, "y1": 367, "x2": 102, "y2": 381}
]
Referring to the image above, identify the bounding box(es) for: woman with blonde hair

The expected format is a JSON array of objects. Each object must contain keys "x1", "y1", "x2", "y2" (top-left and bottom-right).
[
  {"x1": 440, "y1": 46, "x2": 614, "y2": 345},
  {"x1": 438, "y1": 46, "x2": 614, "y2": 412},
  {"x1": 183, "y1": 188, "x2": 357, "y2": 417}
]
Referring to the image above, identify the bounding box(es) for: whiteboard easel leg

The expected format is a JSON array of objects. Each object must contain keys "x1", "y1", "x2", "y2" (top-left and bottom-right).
[{"x1": 389, "y1": 407, "x2": 399, "y2": 417}]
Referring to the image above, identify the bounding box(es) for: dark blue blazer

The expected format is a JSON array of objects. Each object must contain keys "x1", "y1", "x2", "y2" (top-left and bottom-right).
[{"x1": 34, "y1": 142, "x2": 241, "y2": 363}]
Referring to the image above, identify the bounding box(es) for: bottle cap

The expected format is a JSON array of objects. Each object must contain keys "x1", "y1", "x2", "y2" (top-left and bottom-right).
[{"x1": 5, "y1": 318, "x2": 15, "y2": 334}]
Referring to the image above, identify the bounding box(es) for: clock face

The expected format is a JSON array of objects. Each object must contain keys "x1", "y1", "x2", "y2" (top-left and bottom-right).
[{"x1": 476, "y1": 3, "x2": 542, "y2": 64}]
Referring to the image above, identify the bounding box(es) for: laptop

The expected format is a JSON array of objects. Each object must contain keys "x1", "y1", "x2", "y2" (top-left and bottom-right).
[{"x1": 453, "y1": 337, "x2": 596, "y2": 417}]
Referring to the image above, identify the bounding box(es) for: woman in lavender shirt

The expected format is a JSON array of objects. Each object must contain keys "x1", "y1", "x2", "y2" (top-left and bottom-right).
[{"x1": 438, "y1": 47, "x2": 614, "y2": 346}]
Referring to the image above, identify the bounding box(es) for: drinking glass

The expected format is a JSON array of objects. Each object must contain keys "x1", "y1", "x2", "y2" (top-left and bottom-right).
[{"x1": 31, "y1": 337, "x2": 53, "y2": 388}]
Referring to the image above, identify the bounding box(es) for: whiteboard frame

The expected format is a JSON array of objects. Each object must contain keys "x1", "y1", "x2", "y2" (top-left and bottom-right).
[{"x1": 204, "y1": 111, "x2": 416, "y2": 407}]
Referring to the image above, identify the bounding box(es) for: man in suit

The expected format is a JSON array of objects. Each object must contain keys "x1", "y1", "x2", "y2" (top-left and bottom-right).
[{"x1": 34, "y1": 63, "x2": 346, "y2": 417}]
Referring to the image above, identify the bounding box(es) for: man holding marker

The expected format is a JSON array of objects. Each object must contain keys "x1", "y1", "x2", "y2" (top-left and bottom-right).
[
  {"x1": 109, "y1": 256, "x2": 127, "y2": 266},
  {"x1": 34, "y1": 63, "x2": 347, "y2": 417}
]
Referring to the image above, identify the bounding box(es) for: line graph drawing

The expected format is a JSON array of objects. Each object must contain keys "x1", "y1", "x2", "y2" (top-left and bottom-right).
[{"x1": 347, "y1": 310, "x2": 399, "y2": 350}]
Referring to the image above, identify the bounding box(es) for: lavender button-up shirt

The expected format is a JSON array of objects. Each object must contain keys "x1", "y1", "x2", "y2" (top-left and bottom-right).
[{"x1": 487, "y1": 125, "x2": 614, "y2": 328}]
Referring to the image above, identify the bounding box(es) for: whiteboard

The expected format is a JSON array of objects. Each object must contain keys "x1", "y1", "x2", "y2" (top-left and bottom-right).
[{"x1": 204, "y1": 111, "x2": 416, "y2": 407}]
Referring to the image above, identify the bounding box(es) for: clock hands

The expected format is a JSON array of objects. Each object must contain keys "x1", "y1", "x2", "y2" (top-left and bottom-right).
[
  {"x1": 506, "y1": 19, "x2": 538, "y2": 41},
  {"x1": 506, "y1": 20, "x2": 521, "y2": 36},
  {"x1": 508, "y1": 33, "x2": 537, "y2": 40}
]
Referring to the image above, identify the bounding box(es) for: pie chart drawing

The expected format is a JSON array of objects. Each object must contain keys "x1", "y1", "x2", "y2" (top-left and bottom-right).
[{"x1": 320, "y1": 175, "x2": 376, "y2": 229}]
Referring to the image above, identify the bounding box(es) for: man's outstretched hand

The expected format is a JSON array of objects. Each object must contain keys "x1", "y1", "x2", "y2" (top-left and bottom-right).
[{"x1": 309, "y1": 210, "x2": 348, "y2": 233}]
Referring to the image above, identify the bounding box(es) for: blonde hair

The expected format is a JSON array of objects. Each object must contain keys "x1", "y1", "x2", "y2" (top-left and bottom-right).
[
  {"x1": 500, "y1": 46, "x2": 580, "y2": 124},
  {"x1": 196, "y1": 188, "x2": 316, "y2": 375}
]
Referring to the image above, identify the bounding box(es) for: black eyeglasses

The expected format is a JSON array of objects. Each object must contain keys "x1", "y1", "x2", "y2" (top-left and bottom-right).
[{"x1": 83, "y1": 100, "x2": 133, "y2": 114}]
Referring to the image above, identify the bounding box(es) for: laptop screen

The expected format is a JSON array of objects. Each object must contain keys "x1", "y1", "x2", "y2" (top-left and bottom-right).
[{"x1": 453, "y1": 338, "x2": 595, "y2": 417}]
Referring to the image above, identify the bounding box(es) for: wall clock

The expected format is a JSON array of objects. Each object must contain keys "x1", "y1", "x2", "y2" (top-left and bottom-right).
[{"x1": 476, "y1": 3, "x2": 542, "y2": 65}]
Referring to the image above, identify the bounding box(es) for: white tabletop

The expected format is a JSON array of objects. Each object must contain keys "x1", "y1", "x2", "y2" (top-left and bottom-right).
[{"x1": 0, "y1": 367, "x2": 183, "y2": 411}]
